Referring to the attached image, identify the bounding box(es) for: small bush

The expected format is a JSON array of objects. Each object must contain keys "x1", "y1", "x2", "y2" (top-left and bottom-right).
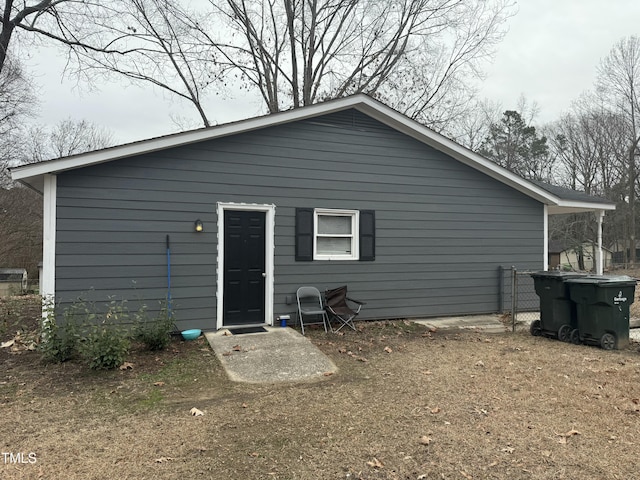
[
  {"x1": 134, "y1": 303, "x2": 175, "y2": 351},
  {"x1": 82, "y1": 327, "x2": 130, "y2": 370},
  {"x1": 80, "y1": 297, "x2": 131, "y2": 370},
  {"x1": 39, "y1": 303, "x2": 81, "y2": 363}
]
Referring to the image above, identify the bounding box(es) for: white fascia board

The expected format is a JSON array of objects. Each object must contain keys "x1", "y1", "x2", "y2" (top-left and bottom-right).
[
  {"x1": 548, "y1": 202, "x2": 617, "y2": 215},
  {"x1": 353, "y1": 101, "x2": 559, "y2": 205},
  {"x1": 10, "y1": 93, "x2": 614, "y2": 211},
  {"x1": 10, "y1": 96, "x2": 368, "y2": 185}
]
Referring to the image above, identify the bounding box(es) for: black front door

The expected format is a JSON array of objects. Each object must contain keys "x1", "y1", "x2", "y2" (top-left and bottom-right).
[{"x1": 223, "y1": 210, "x2": 266, "y2": 326}]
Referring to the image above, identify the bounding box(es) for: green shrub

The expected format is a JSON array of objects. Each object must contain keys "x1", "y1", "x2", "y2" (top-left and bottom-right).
[
  {"x1": 134, "y1": 302, "x2": 175, "y2": 351},
  {"x1": 39, "y1": 302, "x2": 81, "y2": 363},
  {"x1": 82, "y1": 327, "x2": 130, "y2": 370},
  {"x1": 80, "y1": 296, "x2": 131, "y2": 370}
]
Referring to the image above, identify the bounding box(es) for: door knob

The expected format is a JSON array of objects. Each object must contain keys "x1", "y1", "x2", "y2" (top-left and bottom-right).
[{"x1": 262, "y1": 273, "x2": 266, "y2": 277}]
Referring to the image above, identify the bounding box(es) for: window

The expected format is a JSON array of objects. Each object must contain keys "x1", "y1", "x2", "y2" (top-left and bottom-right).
[
  {"x1": 295, "y1": 208, "x2": 375, "y2": 262},
  {"x1": 314, "y1": 209, "x2": 359, "y2": 260}
]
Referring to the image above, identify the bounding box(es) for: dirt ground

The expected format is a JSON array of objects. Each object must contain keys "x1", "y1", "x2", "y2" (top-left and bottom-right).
[{"x1": 2, "y1": 294, "x2": 640, "y2": 480}]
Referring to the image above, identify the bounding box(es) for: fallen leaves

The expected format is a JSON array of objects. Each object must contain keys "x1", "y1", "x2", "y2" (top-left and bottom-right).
[
  {"x1": 0, "y1": 330, "x2": 38, "y2": 353},
  {"x1": 190, "y1": 407, "x2": 204, "y2": 416},
  {"x1": 366, "y1": 457, "x2": 384, "y2": 469},
  {"x1": 419, "y1": 435, "x2": 432, "y2": 445},
  {"x1": 154, "y1": 457, "x2": 174, "y2": 463},
  {"x1": 337, "y1": 348, "x2": 368, "y2": 362},
  {"x1": 556, "y1": 429, "x2": 581, "y2": 444},
  {"x1": 383, "y1": 346, "x2": 393, "y2": 354},
  {"x1": 153, "y1": 381, "x2": 165, "y2": 387},
  {"x1": 119, "y1": 362, "x2": 134, "y2": 370}
]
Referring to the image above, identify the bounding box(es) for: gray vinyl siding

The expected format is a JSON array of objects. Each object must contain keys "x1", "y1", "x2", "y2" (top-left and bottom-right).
[{"x1": 55, "y1": 109, "x2": 543, "y2": 329}]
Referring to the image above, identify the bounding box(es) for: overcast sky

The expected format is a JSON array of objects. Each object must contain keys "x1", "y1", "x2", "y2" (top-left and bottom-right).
[{"x1": 25, "y1": 0, "x2": 640, "y2": 146}]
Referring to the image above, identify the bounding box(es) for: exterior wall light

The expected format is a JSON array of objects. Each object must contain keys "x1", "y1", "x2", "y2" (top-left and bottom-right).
[{"x1": 195, "y1": 219, "x2": 204, "y2": 232}]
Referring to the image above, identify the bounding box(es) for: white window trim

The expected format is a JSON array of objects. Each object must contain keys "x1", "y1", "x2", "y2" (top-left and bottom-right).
[
  {"x1": 216, "y1": 202, "x2": 275, "y2": 330},
  {"x1": 313, "y1": 208, "x2": 359, "y2": 261}
]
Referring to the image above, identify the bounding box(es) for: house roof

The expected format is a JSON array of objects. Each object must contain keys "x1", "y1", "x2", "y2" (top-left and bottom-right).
[
  {"x1": 528, "y1": 180, "x2": 614, "y2": 213},
  {"x1": 11, "y1": 94, "x2": 615, "y2": 214}
]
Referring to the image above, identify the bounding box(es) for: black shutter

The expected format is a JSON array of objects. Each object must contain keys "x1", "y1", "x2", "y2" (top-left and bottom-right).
[
  {"x1": 359, "y1": 210, "x2": 375, "y2": 261},
  {"x1": 295, "y1": 208, "x2": 314, "y2": 261}
]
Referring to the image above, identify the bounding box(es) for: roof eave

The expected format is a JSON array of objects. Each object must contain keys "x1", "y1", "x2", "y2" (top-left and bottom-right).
[
  {"x1": 10, "y1": 94, "x2": 615, "y2": 212},
  {"x1": 352, "y1": 101, "x2": 563, "y2": 205},
  {"x1": 10, "y1": 96, "x2": 368, "y2": 185},
  {"x1": 548, "y1": 202, "x2": 617, "y2": 215}
]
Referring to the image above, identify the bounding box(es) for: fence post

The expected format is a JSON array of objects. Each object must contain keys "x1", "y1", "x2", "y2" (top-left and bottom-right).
[
  {"x1": 511, "y1": 266, "x2": 517, "y2": 332},
  {"x1": 498, "y1": 266, "x2": 505, "y2": 314}
]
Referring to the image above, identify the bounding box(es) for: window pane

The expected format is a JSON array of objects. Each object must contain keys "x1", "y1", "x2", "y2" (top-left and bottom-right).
[
  {"x1": 317, "y1": 215, "x2": 352, "y2": 234},
  {"x1": 317, "y1": 237, "x2": 352, "y2": 255}
]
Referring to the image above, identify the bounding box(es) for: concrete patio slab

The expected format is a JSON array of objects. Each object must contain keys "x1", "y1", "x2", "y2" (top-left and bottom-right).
[{"x1": 204, "y1": 327, "x2": 337, "y2": 384}]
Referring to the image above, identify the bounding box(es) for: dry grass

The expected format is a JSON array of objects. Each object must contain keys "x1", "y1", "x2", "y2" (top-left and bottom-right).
[{"x1": 2, "y1": 306, "x2": 640, "y2": 480}]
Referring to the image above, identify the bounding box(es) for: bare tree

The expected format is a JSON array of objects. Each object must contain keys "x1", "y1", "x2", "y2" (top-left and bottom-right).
[
  {"x1": 0, "y1": 119, "x2": 115, "y2": 277},
  {"x1": 546, "y1": 97, "x2": 628, "y2": 263},
  {"x1": 0, "y1": 1, "x2": 142, "y2": 77},
  {"x1": 549, "y1": 98, "x2": 626, "y2": 197},
  {"x1": 68, "y1": 0, "x2": 214, "y2": 127},
  {"x1": 23, "y1": 118, "x2": 114, "y2": 163},
  {"x1": 0, "y1": 59, "x2": 37, "y2": 187},
  {"x1": 174, "y1": 0, "x2": 515, "y2": 130},
  {"x1": 449, "y1": 98, "x2": 501, "y2": 151},
  {"x1": 596, "y1": 36, "x2": 640, "y2": 264},
  {"x1": 0, "y1": 186, "x2": 42, "y2": 278}
]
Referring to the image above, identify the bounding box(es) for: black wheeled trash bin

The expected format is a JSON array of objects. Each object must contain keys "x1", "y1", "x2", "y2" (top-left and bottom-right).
[
  {"x1": 530, "y1": 271, "x2": 585, "y2": 341},
  {"x1": 566, "y1": 275, "x2": 637, "y2": 350}
]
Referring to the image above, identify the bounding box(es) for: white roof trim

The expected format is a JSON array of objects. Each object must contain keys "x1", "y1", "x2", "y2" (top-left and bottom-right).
[{"x1": 10, "y1": 94, "x2": 616, "y2": 212}]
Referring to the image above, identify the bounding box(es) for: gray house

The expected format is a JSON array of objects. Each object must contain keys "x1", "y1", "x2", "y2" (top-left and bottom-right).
[{"x1": 11, "y1": 95, "x2": 615, "y2": 331}]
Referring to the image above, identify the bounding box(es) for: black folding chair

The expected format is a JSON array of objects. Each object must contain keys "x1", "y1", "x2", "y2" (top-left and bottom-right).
[{"x1": 324, "y1": 285, "x2": 365, "y2": 332}]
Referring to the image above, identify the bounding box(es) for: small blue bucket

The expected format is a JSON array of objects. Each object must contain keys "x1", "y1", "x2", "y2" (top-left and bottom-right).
[{"x1": 181, "y1": 329, "x2": 202, "y2": 341}]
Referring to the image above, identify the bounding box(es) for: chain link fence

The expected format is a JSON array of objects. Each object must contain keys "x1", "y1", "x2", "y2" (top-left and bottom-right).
[{"x1": 498, "y1": 266, "x2": 540, "y2": 332}]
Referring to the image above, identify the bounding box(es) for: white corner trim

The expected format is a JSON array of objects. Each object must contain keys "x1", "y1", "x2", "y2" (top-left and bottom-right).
[
  {"x1": 543, "y1": 204, "x2": 549, "y2": 271},
  {"x1": 216, "y1": 202, "x2": 276, "y2": 330},
  {"x1": 42, "y1": 174, "x2": 57, "y2": 318},
  {"x1": 596, "y1": 209, "x2": 605, "y2": 275}
]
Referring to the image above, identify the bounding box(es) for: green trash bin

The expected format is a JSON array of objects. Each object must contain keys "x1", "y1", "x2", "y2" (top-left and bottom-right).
[
  {"x1": 530, "y1": 271, "x2": 585, "y2": 341},
  {"x1": 566, "y1": 275, "x2": 637, "y2": 350}
]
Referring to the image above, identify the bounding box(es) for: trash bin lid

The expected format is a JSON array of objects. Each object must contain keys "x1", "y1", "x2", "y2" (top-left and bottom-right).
[
  {"x1": 565, "y1": 275, "x2": 637, "y2": 286},
  {"x1": 530, "y1": 270, "x2": 585, "y2": 279}
]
